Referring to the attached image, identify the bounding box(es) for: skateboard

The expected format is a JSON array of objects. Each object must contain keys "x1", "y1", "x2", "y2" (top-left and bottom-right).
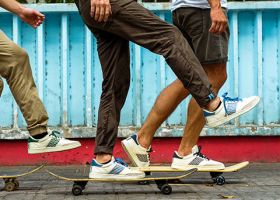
[
  {"x1": 133, "y1": 161, "x2": 249, "y2": 185},
  {"x1": 46, "y1": 167, "x2": 197, "y2": 196},
  {"x1": 0, "y1": 165, "x2": 45, "y2": 192}
]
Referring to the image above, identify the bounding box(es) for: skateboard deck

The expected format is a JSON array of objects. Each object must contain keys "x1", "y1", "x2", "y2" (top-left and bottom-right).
[
  {"x1": 133, "y1": 161, "x2": 249, "y2": 185},
  {"x1": 46, "y1": 167, "x2": 197, "y2": 196},
  {"x1": 0, "y1": 165, "x2": 45, "y2": 192}
]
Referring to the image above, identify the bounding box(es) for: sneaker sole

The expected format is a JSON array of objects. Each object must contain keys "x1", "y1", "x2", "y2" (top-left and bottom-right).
[
  {"x1": 28, "y1": 142, "x2": 81, "y2": 154},
  {"x1": 207, "y1": 96, "x2": 260, "y2": 127},
  {"x1": 89, "y1": 173, "x2": 145, "y2": 180},
  {"x1": 171, "y1": 164, "x2": 225, "y2": 171}
]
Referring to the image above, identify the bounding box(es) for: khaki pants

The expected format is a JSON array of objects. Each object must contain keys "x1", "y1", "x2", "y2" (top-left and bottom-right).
[
  {"x1": 75, "y1": 0, "x2": 216, "y2": 154},
  {"x1": 0, "y1": 30, "x2": 48, "y2": 136}
]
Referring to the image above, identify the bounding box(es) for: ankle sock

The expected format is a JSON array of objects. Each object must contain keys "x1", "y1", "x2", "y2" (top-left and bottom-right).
[
  {"x1": 100, "y1": 160, "x2": 111, "y2": 165},
  {"x1": 33, "y1": 132, "x2": 48, "y2": 139}
]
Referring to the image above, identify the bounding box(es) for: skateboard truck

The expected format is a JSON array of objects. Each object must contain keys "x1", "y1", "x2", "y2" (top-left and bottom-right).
[
  {"x1": 3, "y1": 178, "x2": 19, "y2": 192},
  {"x1": 210, "y1": 172, "x2": 226, "y2": 185},
  {"x1": 72, "y1": 181, "x2": 88, "y2": 196},
  {"x1": 1, "y1": 165, "x2": 45, "y2": 192}
]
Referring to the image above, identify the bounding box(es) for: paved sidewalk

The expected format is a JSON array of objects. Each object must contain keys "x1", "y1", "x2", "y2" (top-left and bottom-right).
[{"x1": 0, "y1": 163, "x2": 280, "y2": 200}]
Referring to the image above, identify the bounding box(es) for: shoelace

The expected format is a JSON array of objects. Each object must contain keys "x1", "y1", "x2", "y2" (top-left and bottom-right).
[
  {"x1": 222, "y1": 92, "x2": 241, "y2": 115},
  {"x1": 146, "y1": 146, "x2": 153, "y2": 163},
  {"x1": 50, "y1": 130, "x2": 62, "y2": 139},
  {"x1": 193, "y1": 146, "x2": 209, "y2": 160}
]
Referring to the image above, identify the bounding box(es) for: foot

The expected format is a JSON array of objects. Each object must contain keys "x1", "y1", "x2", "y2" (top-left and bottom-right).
[
  {"x1": 204, "y1": 93, "x2": 260, "y2": 127},
  {"x1": 171, "y1": 145, "x2": 225, "y2": 170},
  {"x1": 28, "y1": 130, "x2": 81, "y2": 154},
  {"x1": 89, "y1": 157, "x2": 145, "y2": 180},
  {"x1": 121, "y1": 134, "x2": 151, "y2": 167}
]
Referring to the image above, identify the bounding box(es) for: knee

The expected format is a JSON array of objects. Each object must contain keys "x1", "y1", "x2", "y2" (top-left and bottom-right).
[
  {"x1": 13, "y1": 45, "x2": 29, "y2": 63},
  {"x1": 7, "y1": 43, "x2": 29, "y2": 70},
  {"x1": 156, "y1": 26, "x2": 182, "y2": 54}
]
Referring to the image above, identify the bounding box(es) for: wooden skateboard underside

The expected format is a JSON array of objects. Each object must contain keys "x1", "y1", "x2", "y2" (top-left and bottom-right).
[
  {"x1": 1, "y1": 165, "x2": 45, "y2": 192},
  {"x1": 46, "y1": 168, "x2": 197, "y2": 196},
  {"x1": 132, "y1": 161, "x2": 249, "y2": 173},
  {"x1": 46, "y1": 168, "x2": 197, "y2": 182},
  {"x1": 0, "y1": 165, "x2": 45, "y2": 178}
]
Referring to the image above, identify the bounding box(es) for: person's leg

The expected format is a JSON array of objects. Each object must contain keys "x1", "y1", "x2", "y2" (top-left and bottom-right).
[
  {"x1": 77, "y1": 0, "x2": 218, "y2": 110},
  {"x1": 74, "y1": 22, "x2": 145, "y2": 180},
  {"x1": 122, "y1": 7, "x2": 258, "y2": 167},
  {"x1": 137, "y1": 79, "x2": 189, "y2": 148},
  {"x1": 88, "y1": 30, "x2": 131, "y2": 163},
  {"x1": 137, "y1": 63, "x2": 226, "y2": 150},
  {"x1": 0, "y1": 30, "x2": 81, "y2": 153},
  {"x1": 76, "y1": 0, "x2": 259, "y2": 167},
  {"x1": 178, "y1": 63, "x2": 227, "y2": 156},
  {"x1": 174, "y1": 7, "x2": 229, "y2": 157},
  {"x1": 0, "y1": 30, "x2": 48, "y2": 136}
]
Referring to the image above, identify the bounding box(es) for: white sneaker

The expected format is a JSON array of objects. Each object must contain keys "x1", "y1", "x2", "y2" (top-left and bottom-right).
[
  {"x1": 28, "y1": 130, "x2": 81, "y2": 154},
  {"x1": 121, "y1": 134, "x2": 151, "y2": 167},
  {"x1": 171, "y1": 145, "x2": 225, "y2": 170},
  {"x1": 204, "y1": 93, "x2": 260, "y2": 127},
  {"x1": 89, "y1": 157, "x2": 145, "y2": 180}
]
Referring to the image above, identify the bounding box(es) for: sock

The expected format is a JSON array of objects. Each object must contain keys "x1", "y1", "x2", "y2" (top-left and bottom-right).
[
  {"x1": 100, "y1": 160, "x2": 112, "y2": 165},
  {"x1": 33, "y1": 132, "x2": 48, "y2": 139},
  {"x1": 95, "y1": 159, "x2": 112, "y2": 165}
]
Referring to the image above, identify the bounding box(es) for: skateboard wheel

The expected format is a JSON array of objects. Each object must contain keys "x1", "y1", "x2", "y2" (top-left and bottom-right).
[
  {"x1": 12, "y1": 179, "x2": 19, "y2": 190},
  {"x1": 74, "y1": 181, "x2": 87, "y2": 190},
  {"x1": 160, "y1": 184, "x2": 172, "y2": 195},
  {"x1": 72, "y1": 184, "x2": 83, "y2": 196},
  {"x1": 215, "y1": 176, "x2": 225, "y2": 186},
  {"x1": 4, "y1": 182, "x2": 16, "y2": 192}
]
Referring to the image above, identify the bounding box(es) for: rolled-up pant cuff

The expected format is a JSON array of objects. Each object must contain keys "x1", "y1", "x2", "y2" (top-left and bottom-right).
[
  {"x1": 28, "y1": 126, "x2": 48, "y2": 137},
  {"x1": 94, "y1": 146, "x2": 114, "y2": 155}
]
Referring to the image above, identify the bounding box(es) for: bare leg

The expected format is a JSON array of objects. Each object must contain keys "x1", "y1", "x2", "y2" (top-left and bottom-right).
[
  {"x1": 138, "y1": 64, "x2": 226, "y2": 150},
  {"x1": 138, "y1": 79, "x2": 189, "y2": 148},
  {"x1": 178, "y1": 63, "x2": 227, "y2": 156}
]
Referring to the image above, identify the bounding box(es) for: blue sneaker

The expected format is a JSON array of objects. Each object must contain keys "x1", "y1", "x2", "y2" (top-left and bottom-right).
[
  {"x1": 204, "y1": 93, "x2": 260, "y2": 127},
  {"x1": 89, "y1": 157, "x2": 145, "y2": 180}
]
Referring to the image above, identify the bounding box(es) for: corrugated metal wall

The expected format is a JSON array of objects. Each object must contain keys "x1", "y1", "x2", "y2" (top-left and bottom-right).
[{"x1": 0, "y1": 2, "x2": 280, "y2": 139}]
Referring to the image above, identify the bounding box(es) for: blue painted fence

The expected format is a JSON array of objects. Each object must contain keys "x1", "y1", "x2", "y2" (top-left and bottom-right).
[{"x1": 0, "y1": 2, "x2": 280, "y2": 139}]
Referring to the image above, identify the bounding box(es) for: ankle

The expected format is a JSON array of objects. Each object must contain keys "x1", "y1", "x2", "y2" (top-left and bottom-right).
[
  {"x1": 205, "y1": 97, "x2": 221, "y2": 112},
  {"x1": 177, "y1": 149, "x2": 192, "y2": 157},
  {"x1": 137, "y1": 134, "x2": 151, "y2": 149},
  {"x1": 95, "y1": 154, "x2": 112, "y2": 164}
]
